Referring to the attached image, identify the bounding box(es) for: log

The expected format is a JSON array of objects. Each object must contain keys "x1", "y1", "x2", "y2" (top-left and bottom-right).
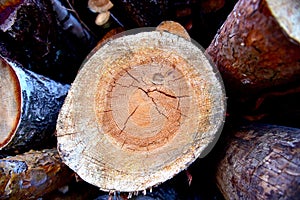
[
  {"x1": 0, "y1": 0, "x2": 96, "y2": 83},
  {"x1": 205, "y1": 0, "x2": 300, "y2": 97},
  {"x1": 0, "y1": 57, "x2": 69, "y2": 154},
  {"x1": 56, "y1": 21, "x2": 226, "y2": 192},
  {"x1": 216, "y1": 124, "x2": 300, "y2": 199},
  {"x1": 0, "y1": 148, "x2": 74, "y2": 199}
]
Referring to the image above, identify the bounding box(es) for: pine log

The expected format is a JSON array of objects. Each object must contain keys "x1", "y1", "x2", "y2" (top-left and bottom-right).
[
  {"x1": 0, "y1": 0, "x2": 96, "y2": 83},
  {"x1": 217, "y1": 124, "x2": 300, "y2": 199},
  {"x1": 205, "y1": 0, "x2": 300, "y2": 97},
  {"x1": 0, "y1": 57, "x2": 69, "y2": 154},
  {"x1": 0, "y1": 148, "x2": 74, "y2": 199},
  {"x1": 56, "y1": 21, "x2": 226, "y2": 192}
]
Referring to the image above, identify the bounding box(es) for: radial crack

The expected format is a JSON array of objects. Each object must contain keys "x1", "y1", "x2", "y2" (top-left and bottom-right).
[
  {"x1": 126, "y1": 70, "x2": 140, "y2": 83},
  {"x1": 119, "y1": 105, "x2": 139, "y2": 135},
  {"x1": 137, "y1": 87, "x2": 169, "y2": 119}
]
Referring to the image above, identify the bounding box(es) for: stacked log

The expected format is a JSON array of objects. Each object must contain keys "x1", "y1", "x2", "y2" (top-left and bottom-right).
[
  {"x1": 0, "y1": 0, "x2": 96, "y2": 83},
  {"x1": 0, "y1": 57, "x2": 69, "y2": 154},
  {"x1": 0, "y1": 148, "x2": 74, "y2": 199},
  {"x1": 216, "y1": 124, "x2": 300, "y2": 199},
  {"x1": 205, "y1": 0, "x2": 300, "y2": 103},
  {"x1": 56, "y1": 21, "x2": 226, "y2": 193},
  {"x1": 205, "y1": 0, "x2": 300, "y2": 199}
]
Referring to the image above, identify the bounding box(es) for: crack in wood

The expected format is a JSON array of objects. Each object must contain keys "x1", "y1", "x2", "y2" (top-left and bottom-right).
[
  {"x1": 118, "y1": 105, "x2": 139, "y2": 135},
  {"x1": 137, "y1": 87, "x2": 169, "y2": 119}
]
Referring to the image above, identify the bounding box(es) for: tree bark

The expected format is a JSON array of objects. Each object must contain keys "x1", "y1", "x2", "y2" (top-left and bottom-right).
[
  {"x1": 205, "y1": 0, "x2": 300, "y2": 97},
  {"x1": 111, "y1": 0, "x2": 170, "y2": 27},
  {"x1": 0, "y1": 57, "x2": 69, "y2": 154},
  {"x1": 0, "y1": 0, "x2": 96, "y2": 83},
  {"x1": 56, "y1": 22, "x2": 226, "y2": 192},
  {"x1": 0, "y1": 148, "x2": 74, "y2": 199},
  {"x1": 216, "y1": 124, "x2": 300, "y2": 200}
]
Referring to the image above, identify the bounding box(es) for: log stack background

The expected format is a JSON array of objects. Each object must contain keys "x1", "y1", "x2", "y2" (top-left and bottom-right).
[{"x1": 1, "y1": 0, "x2": 299, "y2": 199}]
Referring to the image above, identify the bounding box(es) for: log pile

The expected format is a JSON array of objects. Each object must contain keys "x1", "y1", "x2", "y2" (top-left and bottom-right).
[{"x1": 1, "y1": 0, "x2": 299, "y2": 199}]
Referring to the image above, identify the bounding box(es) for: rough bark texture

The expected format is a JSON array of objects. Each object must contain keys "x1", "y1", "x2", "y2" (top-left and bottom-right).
[
  {"x1": 56, "y1": 23, "x2": 226, "y2": 192},
  {"x1": 217, "y1": 124, "x2": 300, "y2": 200},
  {"x1": 0, "y1": 0, "x2": 96, "y2": 83},
  {"x1": 0, "y1": 57, "x2": 69, "y2": 154},
  {"x1": 0, "y1": 148, "x2": 74, "y2": 199},
  {"x1": 205, "y1": 0, "x2": 300, "y2": 97}
]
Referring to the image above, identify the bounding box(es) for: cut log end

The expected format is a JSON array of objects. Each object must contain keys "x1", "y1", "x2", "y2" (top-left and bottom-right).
[
  {"x1": 266, "y1": 0, "x2": 300, "y2": 44},
  {"x1": 95, "y1": 48, "x2": 211, "y2": 152},
  {"x1": 57, "y1": 26, "x2": 226, "y2": 192},
  {"x1": 0, "y1": 58, "x2": 21, "y2": 149}
]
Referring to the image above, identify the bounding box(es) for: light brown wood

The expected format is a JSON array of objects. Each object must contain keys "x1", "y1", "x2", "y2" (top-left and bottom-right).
[
  {"x1": 88, "y1": 0, "x2": 113, "y2": 13},
  {"x1": 0, "y1": 57, "x2": 21, "y2": 148},
  {"x1": 156, "y1": 21, "x2": 191, "y2": 41},
  {"x1": 95, "y1": 11, "x2": 110, "y2": 26},
  {"x1": 57, "y1": 23, "x2": 226, "y2": 192}
]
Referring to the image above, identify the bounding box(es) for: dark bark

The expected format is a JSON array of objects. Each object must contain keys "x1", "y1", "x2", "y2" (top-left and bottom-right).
[
  {"x1": 0, "y1": 148, "x2": 74, "y2": 199},
  {"x1": 0, "y1": 0, "x2": 96, "y2": 83},
  {"x1": 111, "y1": 0, "x2": 170, "y2": 27},
  {"x1": 216, "y1": 124, "x2": 300, "y2": 200},
  {"x1": 0, "y1": 57, "x2": 69, "y2": 154}
]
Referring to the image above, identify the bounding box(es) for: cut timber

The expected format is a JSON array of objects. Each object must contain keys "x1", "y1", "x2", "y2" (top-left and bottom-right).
[
  {"x1": 0, "y1": 148, "x2": 73, "y2": 199},
  {"x1": 56, "y1": 22, "x2": 226, "y2": 192},
  {"x1": 205, "y1": 0, "x2": 300, "y2": 96},
  {"x1": 217, "y1": 124, "x2": 300, "y2": 200},
  {"x1": 0, "y1": 57, "x2": 69, "y2": 154},
  {"x1": 0, "y1": 0, "x2": 95, "y2": 83}
]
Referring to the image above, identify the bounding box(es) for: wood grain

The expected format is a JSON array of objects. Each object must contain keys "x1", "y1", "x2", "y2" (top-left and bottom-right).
[{"x1": 57, "y1": 26, "x2": 226, "y2": 192}]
